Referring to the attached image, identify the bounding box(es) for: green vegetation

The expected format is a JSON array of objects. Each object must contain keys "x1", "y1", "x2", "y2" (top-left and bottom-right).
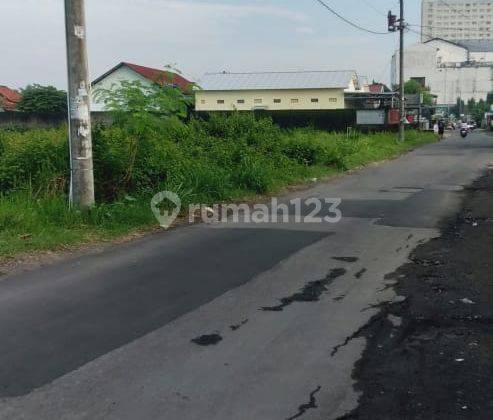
[
  {"x1": 17, "y1": 84, "x2": 67, "y2": 115},
  {"x1": 404, "y1": 80, "x2": 434, "y2": 106},
  {"x1": 0, "y1": 115, "x2": 436, "y2": 260},
  {"x1": 0, "y1": 81, "x2": 436, "y2": 260}
]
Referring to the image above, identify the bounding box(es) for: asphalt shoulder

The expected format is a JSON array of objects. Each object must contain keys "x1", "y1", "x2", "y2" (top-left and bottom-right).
[{"x1": 342, "y1": 169, "x2": 493, "y2": 419}]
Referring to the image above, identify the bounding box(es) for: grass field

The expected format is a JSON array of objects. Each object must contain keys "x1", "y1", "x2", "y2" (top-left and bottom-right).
[{"x1": 0, "y1": 115, "x2": 436, "y2": 260}]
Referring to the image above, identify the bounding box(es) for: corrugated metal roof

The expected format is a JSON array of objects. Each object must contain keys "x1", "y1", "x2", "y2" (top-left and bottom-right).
[
  {"x1": 456, "y1": 39, "x2": 493, "y2": 53},
  {"x1": 199, "y1": 71, "x2": 357, "y2": 91}
]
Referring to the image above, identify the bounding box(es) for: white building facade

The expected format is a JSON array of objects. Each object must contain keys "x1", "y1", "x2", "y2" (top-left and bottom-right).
[
  {"x1": 195, "y1": 71, "x2": 361, "y2": 112},
  {"x1": 91, "y1": 62, "x2": 193, "y2": 112},
  {"x1": 421, "y1": 0, "x2": 493, "y2": 42},
  {"x1": 392, "y1": 38, "x2": 493, "y2": 105}
]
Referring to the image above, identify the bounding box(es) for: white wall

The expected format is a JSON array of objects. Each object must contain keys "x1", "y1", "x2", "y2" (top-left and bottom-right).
[
  {"x1": 426, "y1": 39, "x2": 468, "y2": 64},
  {"x1": 435, "y1": 66, "x2": 493, "y2": 104},
  {"x1": 392, "y1": 43, "x2": 437, "y2": 87},
  {"x1": 91, "y1": 66, "x2": 151, "y2": 112},
  {"x1": 195, "y1": 88, "x2": 345, "y2": 111},
  {"x1": 392, "y1": 40, "x2": 493, "y2": 105},
  {"x1": 470, "y1": 51, "x2": 493, "y2": 62}
]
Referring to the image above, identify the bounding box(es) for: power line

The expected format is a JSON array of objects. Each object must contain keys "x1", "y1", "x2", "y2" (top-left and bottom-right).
[
  {"x1": 359, "y1": 0, "x2": 388, "y2": 17},
  {"x1": 313, "y1": 0, "x2": 390, "y2": 35}
]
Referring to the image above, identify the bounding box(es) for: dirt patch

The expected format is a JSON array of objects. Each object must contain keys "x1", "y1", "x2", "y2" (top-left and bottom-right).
[{"x1": 343, "y1": 170, "x2": 493, "y2": 419}]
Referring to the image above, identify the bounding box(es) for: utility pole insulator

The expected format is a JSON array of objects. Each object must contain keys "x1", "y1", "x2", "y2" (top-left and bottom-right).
[{"x1": 64, "y1": 0, "x2": 95, "y2": 208}]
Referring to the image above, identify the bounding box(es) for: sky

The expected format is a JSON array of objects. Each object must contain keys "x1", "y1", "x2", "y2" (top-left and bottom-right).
[{"x1": 1, "y1": 0, "x2": 423, "y2": 90}]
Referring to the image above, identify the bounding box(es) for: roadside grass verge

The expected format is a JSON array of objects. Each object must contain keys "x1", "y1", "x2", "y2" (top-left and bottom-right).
[{"x1": 0, "y1": 115, "x2": 436, "y2": 260}]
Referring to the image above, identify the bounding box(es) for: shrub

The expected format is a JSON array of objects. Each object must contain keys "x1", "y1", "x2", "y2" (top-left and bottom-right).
[
  {"x1": 0, "y1": 115, "x2": 437, "y2": 258},
  {"x1": 0, "y1": 116, "x2": 436, "y2": 204},
  {"x1": 0, "y1": 126, "x2": 69, "y2": 196},
  {"x1": 17, "y1": 84, "x2": 67, "y2": 115}
]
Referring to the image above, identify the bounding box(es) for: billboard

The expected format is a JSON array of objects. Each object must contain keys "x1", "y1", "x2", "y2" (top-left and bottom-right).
[
  {"x1": 388, "y1": 109, "x2": 400, "y2": 125},
  {"x1": 356, "y1": 110, "x2": 386, "y2": 125}
]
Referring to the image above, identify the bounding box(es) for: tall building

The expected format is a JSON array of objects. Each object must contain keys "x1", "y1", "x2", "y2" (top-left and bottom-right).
[
  {"x1": 421, "y1": 0, "x2": 493, "y2": 42},
  {"x1": 392, "y1": 38, "x2": 493, "y2": 105}
]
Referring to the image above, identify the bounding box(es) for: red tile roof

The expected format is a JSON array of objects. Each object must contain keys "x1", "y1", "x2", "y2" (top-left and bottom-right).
[
  {"x1": 124, "y1": 63, "x2": 193, "y2": 91},
  {"x1": 369, "y1": 83, "x2": 385, "y2": 94},
  {"x1": 92, "y1": 62, "x2": 194, "y2": 92},
  {"x1": 0, "y1": 86, "x2": 21, "y2": 110}
]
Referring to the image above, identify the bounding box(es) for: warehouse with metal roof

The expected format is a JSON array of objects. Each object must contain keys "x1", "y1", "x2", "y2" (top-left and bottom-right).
[{"x1": 195, "y1": 70, "x2": 360, "y2": 112}]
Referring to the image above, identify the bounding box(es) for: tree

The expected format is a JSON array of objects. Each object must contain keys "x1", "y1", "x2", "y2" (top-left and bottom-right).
[
  {"x1": 469, "y1": 98, "x2": 489, "y2": 124},
  {"x1": 451, "y1": 97, "x2": 465, "y2": 117},
  {"x1": 403, "y1": 80, "x2": 434, "y2": 106},
  {"x1": 17, "y1": 84, "x2": 67, "y2": 115},
  {"x1": 92, "y1": 77, "x2": 194, "y2": 192},
  {"x1": 94, "y1": 78, "x2": 193, "y2": 132}
]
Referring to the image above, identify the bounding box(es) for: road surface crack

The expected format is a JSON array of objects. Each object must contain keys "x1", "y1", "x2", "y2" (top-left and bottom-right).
[
  {"x1": 261, "y1": 268, "x2": 346, "y2": 312},
  {"x1": 331, "y1": 311, "x2": 388, "y2": 357},
  {"x1": 286, "y1": 385, "x2": 321, "y2": 420},
  {"x1": 333, "y1": 257, "x2": 358, "y2": 263}
]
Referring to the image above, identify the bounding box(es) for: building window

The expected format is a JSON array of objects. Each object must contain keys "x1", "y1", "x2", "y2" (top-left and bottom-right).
[
  {"x1": 254, "y1": 98, "x2": 262, "y2": 104},
  {"x1": 311, "y1": 98, "x2": 319, "y2": 103},
  {"x1": 200, "y1": 99, "x2": 206, "y2": 104},
  {"x1": 217, "y1": 100, "x2": 225, "y2": 104},
  {"x1": 291, "y1": 98, "x2": 299, "y2": 104},
  {"x1": 329, "y1": 98, "x2": 337, "y2": 103},
  {"x1": 237, "y1": 99, "x2": 245, "y2": 104},
  {"x1": 273, "y1": 99, "x2": 281, "y2": 103}
]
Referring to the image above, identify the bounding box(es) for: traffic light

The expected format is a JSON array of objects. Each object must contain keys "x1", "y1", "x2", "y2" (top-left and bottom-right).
[{"x1": 388, "y1": 11, "x2": 397, "y2": 32}]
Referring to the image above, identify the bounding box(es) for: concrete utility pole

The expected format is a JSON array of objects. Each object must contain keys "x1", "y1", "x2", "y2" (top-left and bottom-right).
[
  {"x1": 388, "y1": 3, "x2": 406, "y2": 140},
  {"x1": 64, "y1": 0, "x2": 95, "y2": 208},
  {"x1": 399, "y1": 0, "x2": 406, "y2": 142}
]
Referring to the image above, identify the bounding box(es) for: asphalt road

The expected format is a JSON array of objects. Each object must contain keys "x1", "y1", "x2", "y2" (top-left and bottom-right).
[{"x1": 1, "y1": 131, "x2": 493, "y2": 419}]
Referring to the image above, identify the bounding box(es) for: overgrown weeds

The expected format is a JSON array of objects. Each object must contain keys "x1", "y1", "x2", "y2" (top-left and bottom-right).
[{"x1": 0, "y1": 112, "x2": 436, "y2": 259}]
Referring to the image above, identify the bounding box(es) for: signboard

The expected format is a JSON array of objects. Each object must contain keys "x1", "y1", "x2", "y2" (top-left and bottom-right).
[
  {"x1": 357, "y1": 110, "x2": 386, "y2": 125},
  {"x1": 404, "y1": 94, "x2": 421, "y2": 107},
  {"x1": 388, "y1": 109, "x2": 400, "y2": 125}
]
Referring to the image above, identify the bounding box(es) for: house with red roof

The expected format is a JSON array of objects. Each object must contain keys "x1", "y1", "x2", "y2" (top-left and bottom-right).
[
  {"x1": 91, "y1": 62, "x2": 194, "y2": 111},
  {"x1": 368, "y1": 83, "x2": 390, "y2": 94},
  {"x1": 0, "y1": 86, "x2": 21, "y2": 111}
]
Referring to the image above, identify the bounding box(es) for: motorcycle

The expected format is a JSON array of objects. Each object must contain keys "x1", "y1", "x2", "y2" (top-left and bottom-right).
[{"x1": 460, "y1": 127, "x2": 468, "y2": 138}]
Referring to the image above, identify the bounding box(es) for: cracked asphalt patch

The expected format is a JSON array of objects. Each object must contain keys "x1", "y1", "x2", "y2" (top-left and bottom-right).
[
  {"x1": 260, "y1": 268, "x2": 346, "y2": 312},
  {"x1": 341, "y1": 170, "x2": 493, "y2": 419},
  {"x1": 191, "y1": 334, "x2": 223, "y2": 346},
  {"x1": 332, "y1": 257, "x2": 359, "y2": 263},
  {"x1": 229, "y1": 319, "x2": 249, "y2": 331}
]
